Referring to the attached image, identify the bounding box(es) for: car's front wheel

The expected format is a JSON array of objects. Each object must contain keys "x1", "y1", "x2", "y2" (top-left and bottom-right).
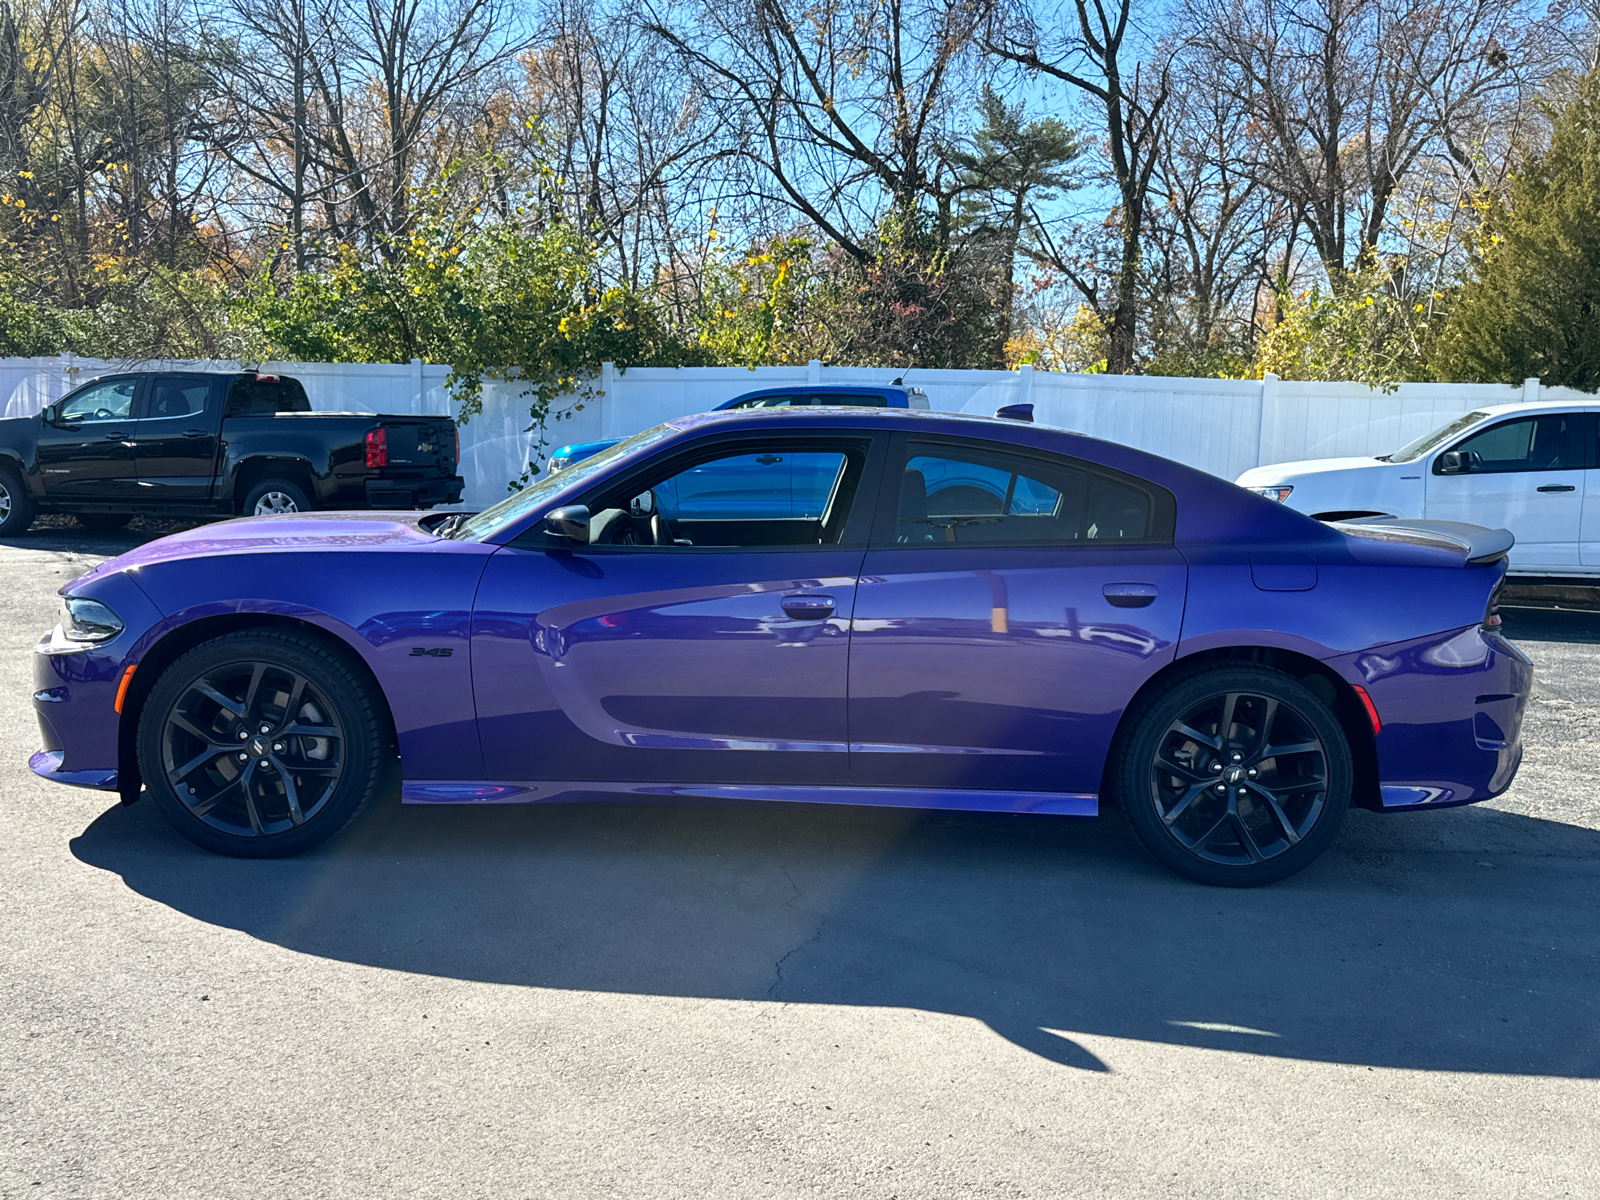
[
  {"x1": 136, "y1": 630, "x2": 389, "y2": 857},
  {"x1": 0, "y1": 465, "x2": 36, "y2": 536},
  {"x1": 1114, "y1": 665, "x2": 1352, "y2": 886}
]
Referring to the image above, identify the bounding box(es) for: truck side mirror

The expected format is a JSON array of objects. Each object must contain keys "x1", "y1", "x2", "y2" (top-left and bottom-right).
[
  {"x1": 544, "y1": 505, "x2": 591, "y2": 543},
  {"x1": 1437, "y1": 450, "x2": 1470, "y2": 474}
]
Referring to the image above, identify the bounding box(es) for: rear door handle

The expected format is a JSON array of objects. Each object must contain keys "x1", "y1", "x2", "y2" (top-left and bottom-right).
[
  {"x1": 1537, "y1": 484, "x2": 1575, "y2": 492},
  {"x1": 1102, "y1": 582, "x2": 1157, "y2": 608},
  {"x1": 102, "y1": 430, "x2": 128, "y2": 440},
  {"x1": 781, "y1": 594, "x2": 835, "y2": 620},
  {"x1": 183, "y1": 429, "x2": 209, "y2": 439}
]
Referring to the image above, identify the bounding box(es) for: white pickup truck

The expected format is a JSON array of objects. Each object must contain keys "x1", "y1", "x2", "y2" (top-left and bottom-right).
[{"x1": 1236, "y1": 401, "x2": 1600, "y2": 578}]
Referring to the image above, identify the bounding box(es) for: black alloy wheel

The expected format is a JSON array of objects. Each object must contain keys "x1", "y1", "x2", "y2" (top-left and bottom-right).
[
  {"x1": 1115, "y1": 666, "x2": 1352, "y2": 886},
  {"x1": 137, "y1": 630, "x2": 388, "y2": 856}
]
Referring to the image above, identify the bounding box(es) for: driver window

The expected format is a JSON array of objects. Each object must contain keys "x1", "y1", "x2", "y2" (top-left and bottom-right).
[
  {"x1": 588, "y1": 440, "x2": 870, "y2": 548},
  {"x1": 1447, "y1": 415, "x2": 1572, "y2": 473},
  {"x1": 58, "y1": 378, "x2": 136, "y2": 424}
]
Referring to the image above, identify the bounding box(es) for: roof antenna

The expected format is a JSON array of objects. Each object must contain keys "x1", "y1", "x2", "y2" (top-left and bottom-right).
[{"x1": 995, "y1": 403, "x2": 1034, "y2": 423}]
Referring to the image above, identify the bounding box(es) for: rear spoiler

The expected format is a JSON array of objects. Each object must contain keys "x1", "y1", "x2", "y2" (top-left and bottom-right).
[{"x1": 1333, "y1": 517, "x2": 1514, "y2": 565}]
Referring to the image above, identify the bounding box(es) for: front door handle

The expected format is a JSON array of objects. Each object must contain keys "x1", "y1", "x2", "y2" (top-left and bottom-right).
[
  {"x1": 781, "y1": 594, "x2": 835, "y2": 620},
  {"x1": 102, "y1": 430, "x2": 128, "y2": 440},
  {"x1": 183, "y1": 429, "x2": 209, "y2": 439},
  {"x1": 1537, "y1": 484, "x2": 1575, "y2": 492},
  {"x1": 1103, "y1": 582, "x2": 1157, "y2": 608}
]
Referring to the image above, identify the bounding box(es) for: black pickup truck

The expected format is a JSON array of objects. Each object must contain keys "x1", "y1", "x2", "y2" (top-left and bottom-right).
[{"x1": 0, "y1": 370, "x2": 463, "y2": 535}]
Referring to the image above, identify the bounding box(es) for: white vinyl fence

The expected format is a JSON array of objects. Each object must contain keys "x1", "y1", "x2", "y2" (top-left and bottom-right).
[{"x1": 0, "y1": 353, "x2": 1578, "y2": 508}]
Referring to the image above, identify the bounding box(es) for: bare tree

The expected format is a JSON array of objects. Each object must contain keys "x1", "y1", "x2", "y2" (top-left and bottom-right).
[
  {"x1": 982, "y1": 0, "x2": 1170, "y2": 374},
  {"x1": 1180, "y1": 0, "x2": 1551, "y2": 288},
  {"x1": 643, "y1": 0, "x2": 988, "y2": 261}
]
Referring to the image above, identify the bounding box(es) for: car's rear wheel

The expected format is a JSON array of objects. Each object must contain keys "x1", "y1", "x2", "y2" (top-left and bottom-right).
[
  {"x1": 244, "y1": 478, "x2": 312, "y2": 516},
  {"x1": 0, "y1": 465, "x2": 36, "y2": 536},
  {"x1": 1114, "y1": 666, "x2": 1351, "y2": 886},
  {"x1": 75, "y1": 512, "x2": 132, "y2": 532},
  {"x1": 136, "y1": 630, "x2": 389, "y2": 857}
]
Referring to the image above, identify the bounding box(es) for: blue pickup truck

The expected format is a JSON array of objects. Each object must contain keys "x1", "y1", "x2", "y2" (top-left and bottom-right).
[{"x1": 544, "y1": 382, "x2": 930, "y2": 473}]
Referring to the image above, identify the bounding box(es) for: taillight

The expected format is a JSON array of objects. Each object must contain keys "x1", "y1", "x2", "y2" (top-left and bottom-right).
[
  {"x1": 364, "y1": 427, "x2": 388, "y2": 468},
  {"x1": 453, "y1": 427, "x2": 460, "y2": 465}
]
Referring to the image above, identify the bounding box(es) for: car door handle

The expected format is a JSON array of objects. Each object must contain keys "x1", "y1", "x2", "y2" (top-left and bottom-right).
[
  {"x1": 781, "y1": 594, "x2": 835, "y2": 620},
  {"x1": 1537, "y1": 484, "x2": 1575, "y2": 492},
  {"x1": 1103, "y1": 582, "x2": 1157, "y2": 608},
  {"x1": 101, "y1": 430, "x2": 128, "y2": 440},
  {"x1": 182, "y1": 429, "x2": 209, "y2": 438}
]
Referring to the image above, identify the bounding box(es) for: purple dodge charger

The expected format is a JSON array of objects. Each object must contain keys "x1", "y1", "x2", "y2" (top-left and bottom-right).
[{"x1": 31, "y1": 407, "x2": 1531, "y2": 885}]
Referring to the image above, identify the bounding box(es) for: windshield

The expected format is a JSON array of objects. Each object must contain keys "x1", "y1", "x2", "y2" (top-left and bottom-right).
[
  {"x1": 1389, "y1": 410, "x2": 1489, "y2": 463},
  {"x1": 448, "y1": 422, "x2": 678, "y2": 541}
]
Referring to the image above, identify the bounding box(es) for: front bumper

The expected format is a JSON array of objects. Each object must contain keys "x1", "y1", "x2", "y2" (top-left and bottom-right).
[
  {"x1": 32, "y1": 627, "x2": 124, "y2": 792},
  {"x1": 365, "y1": 476, "x2": 464, "y2": 509},
  {"x1": 1331, "y1": 625, "x2": 1533, "y2": 811}
]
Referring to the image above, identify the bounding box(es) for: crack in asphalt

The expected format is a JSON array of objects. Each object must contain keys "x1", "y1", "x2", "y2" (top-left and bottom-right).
[{"x1": 768, "y1": 917, "x2": 826, "y2": 999}]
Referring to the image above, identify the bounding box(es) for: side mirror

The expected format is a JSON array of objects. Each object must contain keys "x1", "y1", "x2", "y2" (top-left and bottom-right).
[
  {"x1": 544, "y1": 504, "x2": 591, "y2": 543},
  {"x1": 1437, "y1": 450, "x2": 1470, "y2": 475}
]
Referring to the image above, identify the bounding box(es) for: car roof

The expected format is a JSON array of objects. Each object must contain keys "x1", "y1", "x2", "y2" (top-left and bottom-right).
[{"x1": 730, "y1": 383, "x2": 910, "y2": 398}]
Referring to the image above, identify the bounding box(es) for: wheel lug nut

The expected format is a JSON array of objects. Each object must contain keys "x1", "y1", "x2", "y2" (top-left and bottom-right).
[
  {"x1": 1211, "y1": 763, "x2": 1222, "y2": 772},
  {"x1": 1247, "y1": 768, "x2": 1257, "y2": 777},
  {"x1": 237, "y1": 752, "x2": 248, "y2": 761},
  {"x1": 1231, "y1": 753, "x2": 1242, "y2": 762},
  {"x1": 238, "y1": 731, "x2": 248, "y2": 740},
  {"x1": 1215, "y1": 784, "x2": 1226, "y2": 793},
  {"x1": 272, "y1": 743, "x2": 283, "y2": 752},
  {"x1": 259, "y1": 724, "x2": 271, "y2": 734}
]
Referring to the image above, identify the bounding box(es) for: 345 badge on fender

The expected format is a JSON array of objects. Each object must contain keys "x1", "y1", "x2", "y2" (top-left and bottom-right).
[{"x1": 409, "y1": 646, "x2": 454, "y2": 657}]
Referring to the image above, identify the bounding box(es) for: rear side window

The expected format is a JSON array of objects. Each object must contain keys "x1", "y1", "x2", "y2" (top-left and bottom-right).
[
  {"x1": 225, "y1": 377, "x2": 311, "y2": 415},
  {"x1": 889, "y1": 440, "x2": 1167, "y2": 546},
  {"x1": 147, "y1": 378, "x2": 210, "y2": 419}
]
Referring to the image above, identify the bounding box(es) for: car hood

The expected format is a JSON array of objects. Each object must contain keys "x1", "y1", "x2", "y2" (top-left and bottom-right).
[
  {"x1": 1236, "y1": 456, "x2": 1391, "y2": 485},
  {"x1": 73, "y1": 511, "x2": 446, "y2": 583}
]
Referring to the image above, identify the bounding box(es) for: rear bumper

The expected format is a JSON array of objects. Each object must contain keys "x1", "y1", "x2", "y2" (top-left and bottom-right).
[
  {"x1": 365, "y1": 476, "x2": 464, "y2": 509},
  {"x1": 1329, "y1": 626, "x2": 1533, "y2": 811}
]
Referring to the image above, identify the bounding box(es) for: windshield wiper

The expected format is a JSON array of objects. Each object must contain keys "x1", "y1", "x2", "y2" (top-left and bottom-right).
[
  {"x1": 1374, "y1": 455, "x2": 1392, "y2": 461},
  {"x1": 433, "y1": 513, "x2": 466, "y2": 539}
]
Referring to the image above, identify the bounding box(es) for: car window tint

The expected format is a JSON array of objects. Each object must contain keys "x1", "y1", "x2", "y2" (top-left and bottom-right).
[
  {"x1": 59, "y1": 379, "x2": 136, "y2": 423},
  {"x1": 588, "y1": 439, "x2": 870, "y2": 549},
  {"x1": 148, "y1": 379, "x2": 209, "y2": 419},
  {"x1": 656, "y1": 451, "x2": 846, "y2": 520},
  {"x1": 1452, "y1": 415, "x2": 1571, "y2": 472},
  {"x1": 730, "y1": 395, "x2": 798, "y2": 409},
  {"x1": 897, "y1": 442, "x2": 1153, "y2": 545},
  {"x1": 227, "y1": 379, "x2": 311, "y2": 415}
]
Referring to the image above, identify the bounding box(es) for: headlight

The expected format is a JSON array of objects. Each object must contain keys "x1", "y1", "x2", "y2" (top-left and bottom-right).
[
  {"x1": 59, "y1": 596, "x2": 124, "y2": 642},
  {"x1": 1248, "y1": 485, "x2": 1294, "y2": 503}
]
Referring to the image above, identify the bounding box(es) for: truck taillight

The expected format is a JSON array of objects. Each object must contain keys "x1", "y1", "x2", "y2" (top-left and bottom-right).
[
  {"x1": 453, "y1": 427, "x2": 460, "y2": 464},
  {"x1": 364, "y1": 427, "x2": 388, "y2": 468}
]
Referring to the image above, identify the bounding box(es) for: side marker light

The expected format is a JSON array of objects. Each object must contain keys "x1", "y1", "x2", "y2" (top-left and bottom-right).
[{"x1": 114, "y1": 664, "x2": 137, "y2": 714}]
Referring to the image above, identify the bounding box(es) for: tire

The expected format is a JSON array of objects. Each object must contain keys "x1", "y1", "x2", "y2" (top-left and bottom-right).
[
  {"x1": 136, "y1": 629, "x2": 390, "y2": 857},
  {"x1": 0, "y1": 464, "x2": 36, "y2": 536},
  {"x1": 75, "y1": 512, "x2": 132, "y2": 532},
  {"x1": 243, "y1": 478, "x2": 312, "y2": 516},
  {"x1": 1112, "y1": 665, "x2": 1352, "y2": 887}
]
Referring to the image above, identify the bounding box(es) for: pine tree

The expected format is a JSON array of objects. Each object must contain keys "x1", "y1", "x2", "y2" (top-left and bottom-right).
[{"x1": 1435, "y1": 73, "x2": 1600, "y2": 388}]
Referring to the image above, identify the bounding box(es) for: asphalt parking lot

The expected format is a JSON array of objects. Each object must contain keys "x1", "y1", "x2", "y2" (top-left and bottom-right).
[{"x1": 2, "y1": 519, "x2": 1598, "y2": 1200}]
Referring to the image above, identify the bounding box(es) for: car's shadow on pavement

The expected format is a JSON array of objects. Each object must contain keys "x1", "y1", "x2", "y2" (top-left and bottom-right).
[{"x1": 71, "y1": 792, "x2": 1600, "y2": 1077}]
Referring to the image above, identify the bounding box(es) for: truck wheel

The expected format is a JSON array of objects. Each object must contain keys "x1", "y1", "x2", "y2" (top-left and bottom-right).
[
  {"x1": 0, "y1": 465, "x2": 36, "y2": 536},
  {"x1": 244, "y1": 479, "x2": 312, "y2": 516},
  {"x1": 75, "y1": 513, "x2": 132, "y2": 532}
]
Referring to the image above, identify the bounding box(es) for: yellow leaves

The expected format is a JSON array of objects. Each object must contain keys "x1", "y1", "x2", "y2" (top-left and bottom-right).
[
  {"x1": 1414, "y1": 303, "x2": 1425, "y2": 313},
  {"x1": 17, "y1": 170, "x2": 32, "y2": 180}
]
